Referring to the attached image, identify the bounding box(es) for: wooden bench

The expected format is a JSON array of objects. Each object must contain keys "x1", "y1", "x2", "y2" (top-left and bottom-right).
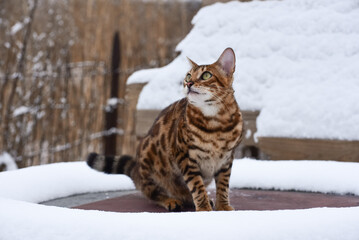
[{"x1": 258, "y1": 137, "x2": 359, "y2": 162}]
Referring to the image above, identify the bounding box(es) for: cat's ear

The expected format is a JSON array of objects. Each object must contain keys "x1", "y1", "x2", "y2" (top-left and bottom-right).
[
  {"x1": 187, "y1": 57, "x2": 198, "y2": 68},
  {"x1": 215, "y1": 48, "x2": 236, "y2": 76}
]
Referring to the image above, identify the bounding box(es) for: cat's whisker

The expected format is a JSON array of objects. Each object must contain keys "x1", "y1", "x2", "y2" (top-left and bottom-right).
[
  {"x1": 207, "y1": 92, "x2": 232, "y2": 113},
  {"x1": 190, "y1": 85, "x2": 233, "y2": 113},
  {"x1": 193, "y1": 85, "x2": 234, "y2": 96}
]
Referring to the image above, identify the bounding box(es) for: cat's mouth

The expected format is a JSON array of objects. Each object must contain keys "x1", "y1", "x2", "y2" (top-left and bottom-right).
[{"x1": 187, "y1": 88, "x2": 200, "y2": 95}]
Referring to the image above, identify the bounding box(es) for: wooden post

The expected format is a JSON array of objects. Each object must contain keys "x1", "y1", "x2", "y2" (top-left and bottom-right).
[{"x1": 104, "y1": 32, "x2": 120, "y2": 156}]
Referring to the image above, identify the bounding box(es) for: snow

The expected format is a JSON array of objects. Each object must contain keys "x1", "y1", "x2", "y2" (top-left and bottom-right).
[
  {"x1": 1, "y1": 159, "x2": 359, "y2": 203},
  {"x1": 256, "y1": 79, "x2": 359, "y2": 140},
  {"x1": 1, "y1": 159, "x2": 359, "y2": 240},
  {"x1": 10, "y1": 22, "x2": 24, "y2": 35},
  {"x1": 0, "y1": 162, "x2": 134, "y2": 203},
  {"x1": 127, "y1": 0, "x2": 359, "y2": 140},
  {"x1": 105, "y1": 97, "x2": 125, "y2": 112},
  {"x1": 230, "y1": 159, "x2": 359, "y2": 195},
  {"x1": 106, "y1": 97, "x2": 124, "y2": 107},
  {"x1": 1, "y1": 198, "x2": 359, "y2": 240},
  {"x1": 12, "y1": 105, "x2": 31, "y2": 117},
  {"x1": 0, "y1": 152, "x2": 18, "y2": 171}
]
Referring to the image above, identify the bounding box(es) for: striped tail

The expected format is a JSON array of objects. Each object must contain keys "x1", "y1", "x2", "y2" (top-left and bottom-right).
[{"x1": 87, "y1": 152, "x2": 136, "y2": 178}]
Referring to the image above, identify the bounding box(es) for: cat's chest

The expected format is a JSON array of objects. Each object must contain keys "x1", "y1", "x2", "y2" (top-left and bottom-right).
[
  {"x1": 196, "y1": 150, "x2": 232, "y2": 185},
  {"x1": 188, "y1": 119, "x2": 242, "y2": 154},
  {"x1": 188, "y1": 135, "x2": 234, "y2": 181},
  {"x1": 186, "y1": 123, "x2": 242, "y2": 185}
]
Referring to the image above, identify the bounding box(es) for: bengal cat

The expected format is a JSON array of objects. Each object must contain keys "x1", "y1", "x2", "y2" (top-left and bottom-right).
[{"x1": 87, "y1": 48, "x2": 243, "y2": 212}]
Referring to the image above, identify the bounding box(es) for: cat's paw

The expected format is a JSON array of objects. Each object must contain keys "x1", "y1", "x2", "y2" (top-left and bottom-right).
[
  {"x1": 165, "y1": 199, "x2": 183, "y2": 212},
  {"x1": 196, "y1": 205, "x2": 213, "y2": 212},
  {"x1": 216, "y1": 204, "x2": 235, "y2": 211},
  {"x1": 196, "y1": 201, "x2": 213, "y2": 212}
]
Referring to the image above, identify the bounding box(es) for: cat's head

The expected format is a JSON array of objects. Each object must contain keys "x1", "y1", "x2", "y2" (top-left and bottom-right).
[{"x1": 184, "y1": 48, "x2": 236, "y2": 116}]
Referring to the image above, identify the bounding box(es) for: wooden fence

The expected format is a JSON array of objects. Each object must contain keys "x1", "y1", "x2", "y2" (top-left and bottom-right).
[
  {"x1": 1, "y1": 60, "x2": 108, "y2": 167},
  {"x1": 0, "y1": 0, "x2": 201, "y2": 169}
]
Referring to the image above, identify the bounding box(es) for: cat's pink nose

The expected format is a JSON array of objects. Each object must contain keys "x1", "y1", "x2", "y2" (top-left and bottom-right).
[{"x1": 186, "y1": 81, "x2": 194, "y2": 88}]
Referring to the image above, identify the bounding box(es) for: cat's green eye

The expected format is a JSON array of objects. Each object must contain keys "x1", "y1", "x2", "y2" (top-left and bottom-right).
[
  {"x1": 186, "y1": 73, "x2": 191, "y2": 81},
  {"x1": 201, "y1": 71, "x2": 212, "y2": 80}
]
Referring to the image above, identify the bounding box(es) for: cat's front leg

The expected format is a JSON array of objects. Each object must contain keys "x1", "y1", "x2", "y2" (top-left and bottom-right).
[
  {"x1": 214, "y1": 161, "x2": 234, "y2": 211},
  {"x1": 180, "y1": 158, "x2": 212, "y2": 211}
]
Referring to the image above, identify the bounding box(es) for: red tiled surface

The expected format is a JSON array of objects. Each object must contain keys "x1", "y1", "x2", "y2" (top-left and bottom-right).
[{"x1": 74, "y1": 189, "x2": 359, "y2": 213}]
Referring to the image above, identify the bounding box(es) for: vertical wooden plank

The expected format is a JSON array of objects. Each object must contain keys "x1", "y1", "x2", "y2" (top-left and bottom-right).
[
  {"x1": 104, "y1": 32, "x2": 120, "y2": 156},
  {"x1": 117, "y1": 33, "x2": 126, "y2": 156}
]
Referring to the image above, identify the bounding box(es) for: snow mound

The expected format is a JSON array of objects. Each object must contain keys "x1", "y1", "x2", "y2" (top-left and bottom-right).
[
  {"x1": 231, "y1": 159, "x2": 359, "y2": 195},
  {"x1": 1, "y1": 159, "x2": 359, "y2": 240},
  {"x1": 128, "y1": 0, "x2": 359, "y2": 140},
  {"x1": 1, "y1": 159, "x2": 359, "y2": 203},
  {"x1": 0, "y1": 162, "x2": 134, "y2": 203},
  {"x1": 1, "y1": 198, "x2": 359, "y2": 240}
]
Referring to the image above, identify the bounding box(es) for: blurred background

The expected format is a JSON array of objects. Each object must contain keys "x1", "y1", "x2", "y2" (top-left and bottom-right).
[
  {"x1": 0, "y1": 0, "x2": 228, "y2": 169},
  {"x1": 1, "y1": 0, "x2": 358, "y2": 171}
]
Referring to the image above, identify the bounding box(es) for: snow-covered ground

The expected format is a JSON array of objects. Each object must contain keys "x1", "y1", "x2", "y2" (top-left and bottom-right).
[
  {"x1": 128, "y1": 0, "x2": 359, "y2": 140},
  {"x1": 2, "y1": 198, "x2": 359, "y2": 240},
  {"x1": 1, "y1": 159, "x2": 359, "y2": 240}
]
